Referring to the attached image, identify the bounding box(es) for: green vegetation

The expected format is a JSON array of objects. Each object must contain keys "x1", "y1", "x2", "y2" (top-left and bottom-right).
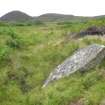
[{"x1": 0, "y1": 18, "x2": 105, "y2": 105}]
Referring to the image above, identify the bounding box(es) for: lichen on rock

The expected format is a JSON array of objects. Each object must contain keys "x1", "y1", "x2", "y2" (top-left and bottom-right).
[{"x1": 43, "y1": 44, "x2": 105, "y2": 87}]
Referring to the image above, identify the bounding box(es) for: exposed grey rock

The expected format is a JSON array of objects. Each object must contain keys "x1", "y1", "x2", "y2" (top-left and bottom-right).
[{"x1": 43, "y1": 44, "x2": 105, "y2": 88}]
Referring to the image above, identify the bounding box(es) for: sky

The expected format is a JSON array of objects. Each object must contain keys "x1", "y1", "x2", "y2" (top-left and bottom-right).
[{"x1": 0, "y1": 0, "x2": 105, "y2": 17}]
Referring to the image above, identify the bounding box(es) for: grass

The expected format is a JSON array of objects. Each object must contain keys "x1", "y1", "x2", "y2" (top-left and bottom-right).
[{"x1": 0, "y1": 19, "x2": 105, "y2": 105}]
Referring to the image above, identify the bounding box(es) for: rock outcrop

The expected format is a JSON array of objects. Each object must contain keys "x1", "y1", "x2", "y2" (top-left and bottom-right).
[
  {"x1": 43, "y1": 44, "x2": 105, "y2": 87},
  {"x1": 79, "y1": 26, "x2": 105, "y2": 36}
]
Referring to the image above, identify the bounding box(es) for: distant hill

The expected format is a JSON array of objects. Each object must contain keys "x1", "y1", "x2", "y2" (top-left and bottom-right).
[
  {"x1": 0, "y1": 11, "x2": 32, "y2": 22},
  {"x1": 1, "y1": 11, "x2": 105, "y2": 22},
  {"x1": 0, "y1": 11, "x2": 90, "y2": 22},
  {"x1": 35, "y1": 13, "x2": 90, "y2": 22},
  {"x1": 94, "y1": 15, "x2": 105, "y2": 19}
]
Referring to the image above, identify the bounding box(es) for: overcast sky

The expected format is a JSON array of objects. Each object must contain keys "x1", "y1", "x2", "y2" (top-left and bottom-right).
[{"x1": 0, "y1": 0, "x2": 105, "y2": 17}]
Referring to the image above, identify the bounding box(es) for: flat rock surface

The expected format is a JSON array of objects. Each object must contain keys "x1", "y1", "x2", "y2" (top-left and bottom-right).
[{"x1": 43, "y1": 44, "x2": 105, "y2": 87}]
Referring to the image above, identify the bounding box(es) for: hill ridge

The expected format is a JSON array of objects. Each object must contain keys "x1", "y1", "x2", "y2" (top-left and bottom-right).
[{"x1": 1, "y1": 10, "x2": 105, "y2": 22}]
